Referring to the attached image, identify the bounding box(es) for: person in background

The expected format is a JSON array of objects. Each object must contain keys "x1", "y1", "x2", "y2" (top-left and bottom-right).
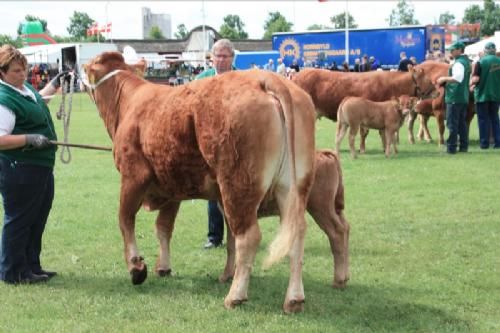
[
  {"x1": 0, "y1": 45, "x2": 68, "y2": 284},
  {"x1": 436, "y1": 41, "x2": 471, "y2": 154},
  {"x1": 470, "y1": 42, "x2": 500, "y2": 149},
  {"x1": 353, "y1": 58, "x2": 361, "y2": 72},
  {"x1": 196, "y1": 39, "x2": 236, "y2": 249},
  {"x1": 289, "y1": 59, "x2": 300, "y2": 73},
  {"x1": 398, "y1": 51, "x2": 413, "y2": 72},
  {"x1": 361, "y1": 55, "x2": 371, "y2": 72},
  {"x1": 342, "y1": 61, "x2": 350, "y2": 72},
  {"x1": 263, "y1": 58, "x2": 274, "y2": 72},
  {"x1": 276, "y1": 58, "x2": 286, "y2": 77},
  {"x1": 369, "y1": 56, "x2": 379, "y2": 70}
]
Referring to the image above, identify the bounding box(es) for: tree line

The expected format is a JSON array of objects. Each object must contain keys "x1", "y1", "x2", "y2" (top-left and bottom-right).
[{"x1": 1, "y1": 0, "x2": 498, "y2": 48}]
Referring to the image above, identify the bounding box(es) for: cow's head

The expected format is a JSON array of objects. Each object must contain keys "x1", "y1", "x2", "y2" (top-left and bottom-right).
[
  {"x1": 396, "y1": 95, "x2": 418, "y2": 117},
  {"x1": 411, "y1": 61, "x2": 450, "y2": 99},
  {"x1": 81, "y1": 52, "x2": 147, "y2": 101}
]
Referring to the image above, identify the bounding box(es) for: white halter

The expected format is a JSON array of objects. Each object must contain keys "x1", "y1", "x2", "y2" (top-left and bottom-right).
[{"x1": 81, "y1": 69, "x2": 123, "y2": 90}]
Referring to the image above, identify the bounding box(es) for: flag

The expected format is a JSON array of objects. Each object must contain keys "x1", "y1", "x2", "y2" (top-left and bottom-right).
[
  {"x1": 100, "y1": 22, "x2": 112, "y2": 33},
  {"x1": 86, "y1": 22, "x2": 99, "y2": 36}
]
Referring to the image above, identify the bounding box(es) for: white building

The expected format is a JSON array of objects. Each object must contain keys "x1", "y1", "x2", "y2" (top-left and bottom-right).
[{"x1": 142, "y1": 7, "x2": 172, "y2": 39}]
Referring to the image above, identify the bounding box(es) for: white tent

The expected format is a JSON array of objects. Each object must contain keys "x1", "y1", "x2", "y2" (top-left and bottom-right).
[{"x1": 464, "y1": 31, "x2": 500, "y2": 58}]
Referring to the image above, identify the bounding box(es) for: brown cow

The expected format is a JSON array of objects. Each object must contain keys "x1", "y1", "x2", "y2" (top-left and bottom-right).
[
  {"x1": 219, "y1": 149, "x2": 350, "y2": 289},
  {"x1": 82, "y1": 52, "x2": 316, "y2": 313},
  {"x1": 410, "y1": 89, "x2": 476, "y2": 145},
  {"x1": 336, "y1": 95, "x2": 416, "y2": 158},
  {"x1": 293, "y1": 61, "x2": 449, "y2": 151}
]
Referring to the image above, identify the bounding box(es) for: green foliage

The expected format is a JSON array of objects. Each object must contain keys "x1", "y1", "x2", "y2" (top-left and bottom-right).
[
  {"x1": 438, "y1": 12, "x2": 455, "y2": 25},
  {"x1": 219, "y1": 15, "x2": 248, "y2": 40},
  {"x1": 481, "y1": 0, "x2": 500, "y2": 36},
  {"x1": 0, "y1": 93, "x2": 499, "y2": 332},
  {"x1": 307, "y1": 24, "x2": 332, "y2": 31},
  {"x1": 330, "y1": 12, "x2": 358, "y2": 29},
  {"x1": 17, "y1": 15, "x2": 48, "y2": 35},
  {"x1": 0, "y1": 34, "x2": 23, "y2": 48},
  {"x1": 263, "y1": 11, "x2": 293, "y2": 39},
  {"x1": 463, "y1": 0, "x2": 500, "y2": 37},
  {"x1": 174, "y1": 23, "x2": 189, "y2": 39},
  {"x1": 387, "y1": 0, "x2": 420, "y2": 26},
  {"x1": 149, "y1": 25, "x2": 164, "y2": 39},
  {"x1": 463, "y1": 4, "x2": 483, "y2": 23},
  {"x1": 67, "y1": 11, "x2": 95, "y2": 41}
]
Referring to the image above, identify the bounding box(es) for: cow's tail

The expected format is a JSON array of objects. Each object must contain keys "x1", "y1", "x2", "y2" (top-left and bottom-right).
[{"x1": 260, "y1": 74, "x2": 306, "y2": 269}]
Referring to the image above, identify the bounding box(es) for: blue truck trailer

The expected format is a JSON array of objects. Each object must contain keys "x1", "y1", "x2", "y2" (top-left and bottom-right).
[
  {"x1": 233, "y1": 50, "x2": 280, "y2": 70},
  {"x1": 272, "y1": 25, "x2": 445, "y2": 69}
]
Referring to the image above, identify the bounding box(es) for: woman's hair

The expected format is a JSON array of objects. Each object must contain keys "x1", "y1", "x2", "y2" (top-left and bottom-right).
[{"x1": 0, "y1": 45, "x2": 28, "y2": 75}]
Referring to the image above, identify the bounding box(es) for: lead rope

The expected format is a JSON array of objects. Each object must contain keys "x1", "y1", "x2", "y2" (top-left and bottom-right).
[{"x1": 56, "y1": 74, "x2": 75, "y2": 164}]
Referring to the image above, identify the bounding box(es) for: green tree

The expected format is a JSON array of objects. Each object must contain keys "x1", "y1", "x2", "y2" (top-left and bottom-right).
[
  {"x1": 219, "y1": 15, "x2": 248, "y2": 40},
  {"x1": 17, "y1": 15, "x2": 48, "y2": 35},
  {"x1": 463, "y1": 0, "x2": 500, "y2": 36},
  {"x1": 263, "y1": 11, "x2": 293, "y2": 39},
  {"x1": 438, "y1": 12, "x2": 455, "y2": 25},
  {"x1": 149, "y1": 26, "x2": 164, "y2": 39},
  {"x1": 174, "y1": 24, "x2": 189, "y2": 39},
  {"x1": 481, "y1": 0, "x2": 500, "y2": 36},
  {"x1": 0, "y1": 34, "x2": 23, "y2": 48},
  {"x1": 387, "y1": 0, "x2": 420, "y2": 26},
  {"x1": 330, "y1": 12, "x2": 358, "y2": 29},
  {"x1": 463, "y1": 4, "x2": 483, "y2": 23},
  {"x1": 67, "y1": 11, "x2": 95, "y2": 41},
  {"x1": 307, "y1": 24, "x2": 332, "y2": 31}
]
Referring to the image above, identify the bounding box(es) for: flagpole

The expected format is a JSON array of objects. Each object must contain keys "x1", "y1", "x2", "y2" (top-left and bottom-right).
[{"x1": 345, "y1": 0, "x2": 349, "y2": 65}]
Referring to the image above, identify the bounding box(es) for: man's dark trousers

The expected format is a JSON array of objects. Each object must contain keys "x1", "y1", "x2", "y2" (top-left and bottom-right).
[
  {"x1": 476, "y1": 101, "x2": 500, "y2": 149},
  {"x1": 446, "y1": 103, "x2": 468, "y2": 153},
  {"x1": 207, "y1": 200, "x2": 223, "y2": 245}
]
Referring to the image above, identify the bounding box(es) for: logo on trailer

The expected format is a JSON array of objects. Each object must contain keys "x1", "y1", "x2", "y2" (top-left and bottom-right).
[{"x1": 279, "y1": 38, "x2": 300, "y2": 60}]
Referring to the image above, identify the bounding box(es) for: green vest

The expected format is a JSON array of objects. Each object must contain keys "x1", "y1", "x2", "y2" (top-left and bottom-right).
[
  {"x1": 445, "y1": 55, "x2": 471, "y2": 104},
  {"x1": 474, "y1": 54, "x2": 500, "y2": 103},
  {"x1": 0, "y1": 82, "x2": 57, "y2": 167},
  {"x1": 195, "y1": 68, "x2": 217, "y2": 80}
]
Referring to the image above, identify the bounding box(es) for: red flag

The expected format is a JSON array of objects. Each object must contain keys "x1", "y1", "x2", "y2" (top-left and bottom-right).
[
  {"x1": 100, "y1": 22, "x2": 112, "y2": 33},
  {"x1": 87, "y1": 22, "x2": 99, "y2": 36}
]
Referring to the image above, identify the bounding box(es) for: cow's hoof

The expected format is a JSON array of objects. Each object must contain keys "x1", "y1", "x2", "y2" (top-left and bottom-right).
[
  {"x1": 283, "y1": 299, "x2": 305, "y2": 314},
  {"x1": 130, "y1": 264, "x2": 148, "y2": 285},
  {"x1": 224, "y1": 297, "x2": 247, "y2": 309},
  {"x1": 333, "y1": 280, "x2": 348, "y2": 289},
  {"x1": 156, "y1": 268, "x2": 172, "y2": 277},
  {"x1": 218, "y1": 273, "x2": 234, "y2": 283}
]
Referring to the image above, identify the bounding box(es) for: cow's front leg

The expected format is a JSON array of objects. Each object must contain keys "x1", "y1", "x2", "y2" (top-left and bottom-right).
[
  {"x1": 119, "y1": 178, "x2": 150, "y2": 285},
  {"x1": 359, "y1": 127, "x2": 369, "y2": 154},
  {"x1": 224, "y1": 222, "x2": 261, "y2": 309},
  {"x1": 155, "y1": 201, "x2": 180, "y2": 277},
  {"x1": 220, "y1": 223, "x2": 235, "y2": 283},
  {"x1": 407, "y1": 111, "x2": 416, "y2": 144},
  {"x1": 436, "y1": 112, "x2": 445, "y2": 145}
]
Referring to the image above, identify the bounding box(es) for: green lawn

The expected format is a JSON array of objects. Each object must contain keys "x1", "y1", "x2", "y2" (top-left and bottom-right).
[{"x1": 1, "y1": 93, "x2": 499, "y2": 333}]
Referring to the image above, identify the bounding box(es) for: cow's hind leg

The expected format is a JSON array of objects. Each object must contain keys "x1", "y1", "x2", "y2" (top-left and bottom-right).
[
  {"x1": 119, "y1": 178, "x2": 151, "y2": 285},
  {"x1": 335, "y1": 123, "x2": 348, "y2": 155},
  {"x1": 224, "y1": 218, "x2": 261, "y2": 309},
  {"x1": 220, "y1": 219, "x2": 235, "y2": 283},
  {"x1": 349, "y1": 126, "x2": 360, "y2": 159},
  {"x1": 155, "y1": 201, "x2": 181, "y2": 277}
]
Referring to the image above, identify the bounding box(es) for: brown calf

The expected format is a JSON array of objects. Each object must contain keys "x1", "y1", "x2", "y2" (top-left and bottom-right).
[
  {"x1": 336, "y1": 95, "x2": 417, "y2": 158},
  {"x1": 220, "y1": 149, "x2": 350, "y2": 289}
]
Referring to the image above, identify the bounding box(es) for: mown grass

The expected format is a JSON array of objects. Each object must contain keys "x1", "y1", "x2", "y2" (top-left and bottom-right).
[{"x1": 1, "y1": 93, "x2": 499, "y2": 333}]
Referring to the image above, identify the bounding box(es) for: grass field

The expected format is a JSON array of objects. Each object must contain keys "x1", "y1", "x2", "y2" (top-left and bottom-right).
[{"x1": 1, "y1": 93, "x2": 499, "y2": 333}]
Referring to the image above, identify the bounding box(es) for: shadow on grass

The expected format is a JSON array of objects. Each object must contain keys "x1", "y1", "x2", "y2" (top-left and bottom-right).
[{"x1": 44, "y1": 267, "x2": 470, "y2": 332}]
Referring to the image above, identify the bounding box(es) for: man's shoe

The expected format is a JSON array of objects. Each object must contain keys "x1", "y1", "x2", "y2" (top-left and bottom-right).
[
  {"x1": 3, "y1": 273, "x2": 49, "y2": 285},
  {"x1": 204, "y1": 240, "x2": 222, "y2": 249},
  {"x1": 32, "y1": 269, "x2": 57, "y2": 279}
]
